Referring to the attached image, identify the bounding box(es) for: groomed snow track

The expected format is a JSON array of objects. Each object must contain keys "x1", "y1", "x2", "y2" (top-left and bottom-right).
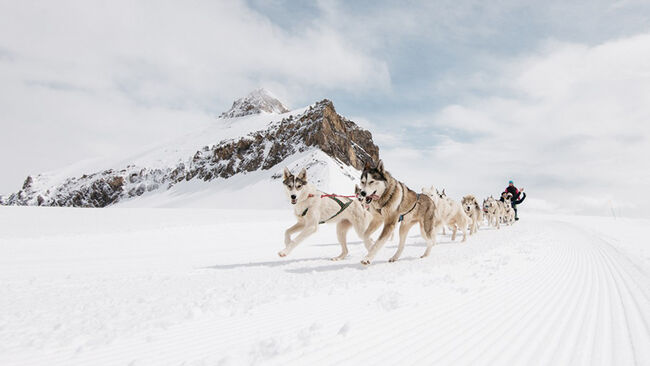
[{"x1": 0, "y1": 208, "x2": 648, "y2": 365}]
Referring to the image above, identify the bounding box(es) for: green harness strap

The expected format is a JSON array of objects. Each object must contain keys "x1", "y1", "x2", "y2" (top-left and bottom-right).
[
  {"x1": 319, "y1": 196, "x2": 352, "y2": 224},
  {"x1": 300, "y1": 196, "x2": 353, "y2": 224}
]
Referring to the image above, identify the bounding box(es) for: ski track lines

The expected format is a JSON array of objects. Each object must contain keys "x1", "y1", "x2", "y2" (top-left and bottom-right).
[
  {"x1": 1, "y1": 216, "x2": 649, "y2": 365},
  {"x1": 273, "y1": 220, "x2": 650, "y2": 366}
]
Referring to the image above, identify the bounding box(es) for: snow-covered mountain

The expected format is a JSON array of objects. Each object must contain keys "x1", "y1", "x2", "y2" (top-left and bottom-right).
[
  {"x1": 219, "y1": 88, "x2": 289, "y2": 118},
  {"x1": 0, "y1": 91, "x2": 379, "y2": 208}
]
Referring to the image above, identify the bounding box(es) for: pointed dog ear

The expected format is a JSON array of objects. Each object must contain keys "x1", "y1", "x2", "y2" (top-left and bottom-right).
[
  {"x1": 442, "y1": 189, "x2": 446, "y2": 195},
  {"x1": 376, "y1": 159, "x2": 384, "y2": 173},
  {"x1": 283, "y1": 167, "x2": 291, "y2": 180},
  {"x1": 364, "y1": 160, "x2": 372, "y2": 170},
  {"x1": 297, "y1": 167, "x2": 307, "y2": 181}
]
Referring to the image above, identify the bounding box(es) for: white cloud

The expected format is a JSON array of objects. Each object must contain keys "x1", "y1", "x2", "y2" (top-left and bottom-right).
[{"x1": 381, "y1": 33, "x2": 650, "y2": 217}]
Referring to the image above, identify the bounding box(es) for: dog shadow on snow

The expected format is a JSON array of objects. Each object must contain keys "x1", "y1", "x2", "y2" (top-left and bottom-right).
[
  {"x1": 285, "y1": 257, "x2": 422, "y2": 273},
  {"x1": 202, "y1": 236, "x2": 462, "y2": 273},
  {"x1": 202, "y1": 257, "x2": 330, "y2": 270},
  {"x1": 286, "y1": 237, "x2": 463, "y2": 273}
]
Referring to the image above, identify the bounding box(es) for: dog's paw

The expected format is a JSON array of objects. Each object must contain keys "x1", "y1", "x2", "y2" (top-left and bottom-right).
[
  {"x1": 278, "y1": 251, "x2": 288, "y2": 257},
  {"x1": 388, "y1": 256, "x2": 399, "y2": 263},
  {"x1": 360, "y1": 258, "x2": 371, "y2": 266},
  {"x1": 331, "y1": 255, "x2": 345, "y2": 261},
  {"x1": 420, "y1": 254, "x2": 429, "y2": 258}
]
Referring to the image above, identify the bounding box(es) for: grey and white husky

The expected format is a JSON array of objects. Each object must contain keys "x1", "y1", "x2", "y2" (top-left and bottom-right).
[
  {"x1": 357, "y1": 160, "x2": 437, "y2": 265},
  {"x1": 483, "y1": 196, "x2": 501, "y2": 229},
  {"x1": 281, "y1": 167, "x2": 371, "y2": 260},
  {"x1": 461, "y1": 195, "x2": 482, "y2": 235}
]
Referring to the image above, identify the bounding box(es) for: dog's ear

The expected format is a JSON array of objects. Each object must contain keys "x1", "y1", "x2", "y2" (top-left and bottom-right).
[
  {"x1": 376, "y1": 159, "x2": 384, "y2": 173},
  {"x1": 442, "y1": 189, "x2": 446, "y2": 195},
  {"x1": 297, "y1": 167, "x2": 307, "y2": 181},
  {"x1": 364, "y1": 160, "x2": 371, "y2": 171},
  {"x1": 283, "y1": 167, "x2": 292, "y2": 180}
]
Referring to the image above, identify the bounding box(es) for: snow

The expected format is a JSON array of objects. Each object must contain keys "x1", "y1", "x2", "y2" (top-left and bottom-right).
[
  {"x1": 219, "y1": 88, "x2": 290, "y2": 119},
  {"x1": 115, "y1": 149, "x2": 361, "y2": 209},
  {"x1": 1, "y1": 207, "x2": 648, "y2": 365}
]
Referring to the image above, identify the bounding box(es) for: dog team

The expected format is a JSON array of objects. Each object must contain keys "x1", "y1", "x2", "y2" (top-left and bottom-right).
[{"x1": 281, "y1": 160, "x2": 525, "y2": 266}]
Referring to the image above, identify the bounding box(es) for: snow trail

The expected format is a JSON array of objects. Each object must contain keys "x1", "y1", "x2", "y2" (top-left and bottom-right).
[{"x1": 0, "y1": 208, "x2": 648, "y2": 365}]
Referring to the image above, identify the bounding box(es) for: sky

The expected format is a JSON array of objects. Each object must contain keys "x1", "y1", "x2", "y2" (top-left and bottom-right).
[{"x1": 1, "y1": 0, "x2": 649, "y2": 216}]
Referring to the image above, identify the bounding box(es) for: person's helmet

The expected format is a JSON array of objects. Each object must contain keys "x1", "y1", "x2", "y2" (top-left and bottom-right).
[{"x1": 508, "y1": 180, "x2": 514, "y2": 184}]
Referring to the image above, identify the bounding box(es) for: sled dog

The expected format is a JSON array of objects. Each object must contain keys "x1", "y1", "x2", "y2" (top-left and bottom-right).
[
  {"x1": 461, "y1": 195, "x2": 482, "y2": 235},
  {"x1": 435, "y1": 189, "x2": 449, "y2": 235},
  {"x1": 483, "y1": 196, "x2": 501, "y2": 229},
  {"x1": 501, "y1": 192, "x2": 516, "y2": 225},
  {"x1": 422, "y1": 186, "x2": 470, "y2": 242},
  {"x1": 355, "y1": 184, "x2": 395, "y2": 242},
  {"x1": 281, "y1": 167, "x2": 370, "y2": 260},
  {"x1": 357, "y1": 160, "x2": 437, "y2": 265}
]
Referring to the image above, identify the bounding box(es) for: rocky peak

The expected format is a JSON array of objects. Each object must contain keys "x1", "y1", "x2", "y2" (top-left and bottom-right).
[
  {"x1": 219, "y1": 88, "x2": 290, "y2": 118},
  {"x1": 190, "y1": 98, "x2": 379, "y2": 181}
]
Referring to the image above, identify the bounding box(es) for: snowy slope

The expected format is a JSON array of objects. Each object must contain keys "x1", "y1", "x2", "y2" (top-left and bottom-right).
[
  {"x1": 116, "y1": 149, "x2": 361, "y2": 209},
  {"x1": 1, "y1": 207, "x2": 648, "y2": 365},
  {"x1": 1, "y1": 91, "x2": 377, "y2": 208}
]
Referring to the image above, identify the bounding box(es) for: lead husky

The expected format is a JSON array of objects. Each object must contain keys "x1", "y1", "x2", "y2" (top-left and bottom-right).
[
  {"x1": 422, "y1": 186, "x2": 470, "y2": 242},
  {"x1": 281, "y1": 167, "x2": 370, "y2": 260},
  {"x1": 461, "y1": 195, "x2": 482, "y2": 235},
  {"x1": 358, "y1": 160, "x2": 437, "y2": 265}
]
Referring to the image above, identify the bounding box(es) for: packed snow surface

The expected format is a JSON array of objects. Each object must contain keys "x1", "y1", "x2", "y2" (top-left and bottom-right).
[{"x1": 1, "y1": 207, "x2": 649, "y2": 365}]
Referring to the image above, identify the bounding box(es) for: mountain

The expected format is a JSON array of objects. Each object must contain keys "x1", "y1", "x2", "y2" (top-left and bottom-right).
[
  {"x1": 219, "y1": 88, "x2": 289, "y2": 118},
  {"x1": 0, "y1": 92, "x2": 379, "y2": 208}
]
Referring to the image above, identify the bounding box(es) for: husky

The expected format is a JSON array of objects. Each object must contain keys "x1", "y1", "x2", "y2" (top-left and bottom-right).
[
  {"x1": 422, "y1": 186, "x2": 470, "y2": 242},
  {"x1": 483, "y1": 196, "x2": 501, "y2": 229},
  {"x1": 355, "y1": 184, "x2": 395, "y2": 242},
  {"x1": 281, "y1": 167, "x2": 370, "y2": 260},
  {"x1": 357, "y1": 160, "x2": 437, "y2": 265},
  {"x1": 461, "y1": 195, "x2": 482, "y2": 235},
  {"x1": 501, "y1": 192, "x2": 516, "y2": 225},
  {"x1": 435, "y1": 188, "x2": 449, "y2": 235}
]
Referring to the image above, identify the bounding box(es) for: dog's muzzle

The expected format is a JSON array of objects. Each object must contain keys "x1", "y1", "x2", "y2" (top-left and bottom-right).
[
  {"x1": 365, "y1": 192, "x2": 379, "y2": 205},
  {"x1": 290, "y1": 194, "x2": 297, "y2": 205}
]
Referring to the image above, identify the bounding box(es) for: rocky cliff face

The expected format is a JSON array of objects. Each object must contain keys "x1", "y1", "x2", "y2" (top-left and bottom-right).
[{"x1": 1, "y1": 97, "x2": 379, "y2": 207}]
